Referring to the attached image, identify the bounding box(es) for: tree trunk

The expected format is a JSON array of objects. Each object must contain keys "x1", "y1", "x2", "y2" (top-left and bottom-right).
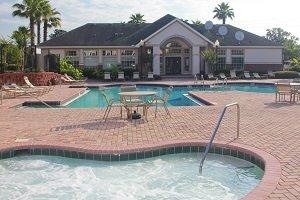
[
  {"x1": 43, "y1": 20, "x2": 48, "y2": 42},
  {"x1": 222, "y1": 18, "x2": 226, "y2": 24},
  {"x1": 37, "y1": 20, "x2": 41, "y2": 44},
  {"x1": 29, "y1": 17, "x2": 35, "y2": 54}
]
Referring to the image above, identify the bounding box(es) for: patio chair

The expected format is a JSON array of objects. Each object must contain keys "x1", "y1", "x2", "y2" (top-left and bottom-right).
[
  {"x1": 275, "y1": 83, "x2": 293, "y2": 102},
  {"x1": 64, "y1": 74, "x2": 87, "y2": 83},
  {"x1": 219, "y1": 73, "x2": 227, "y2": 80},
  {"x1": 230, "y1": 70, "x2": 238, "y2": 79},
  {"x1": 100, "y1": 89, "x2": 123, "y2": 121},
  {"x1": 10, "y1": 83, "x2": 42, "y2": 96},
  {"x1": 23, "y1": 76, "x2": 49, "y2": 93},
  {"x1": 149, "y1": 86, "x2": 173, "y2": 118},
  {"x1": 1, "y1": 85, "x2": 26, "y2": 98},
  {"x1": 244, "y1": 71, "x2": 252, "y2": 79},
  {"x1": 253, "y1": 72, "x2": 261, "y2": 79},
  {"x1": 133, "y1": 72, "x2": 140, "y2": 80},
  {"x1": 267, "y1": 70, "x2": 275, "y2": 78},
  {"x1": 118, "y1": 72, "x2": 125, "y2": 81},
  {"x1": 104, "y1": 72, "x2": 111, "y2": 81},
  {"x1": 208, "y1": 73, "x2": 216, "y2": 80},
  {"x1": 148, "y1": 72, "x2": 154, "y2": 80}
]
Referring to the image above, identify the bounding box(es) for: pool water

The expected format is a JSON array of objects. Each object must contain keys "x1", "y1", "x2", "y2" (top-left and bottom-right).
[
  {"x1": 66, "y1": 84, "x2": 275, "y2": 108},
  {"x1": 0, "y1": 153, "x2": 263, "y2": 199}
]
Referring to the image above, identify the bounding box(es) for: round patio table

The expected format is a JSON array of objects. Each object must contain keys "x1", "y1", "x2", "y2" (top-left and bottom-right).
[{"x1": 119, "y1": 91, "x2": 157, "y2": 120}]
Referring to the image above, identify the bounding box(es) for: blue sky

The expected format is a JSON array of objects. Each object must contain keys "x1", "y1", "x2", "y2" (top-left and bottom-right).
[{"x1": 1, "y1": 0, "x2": 300, "y2": 39}]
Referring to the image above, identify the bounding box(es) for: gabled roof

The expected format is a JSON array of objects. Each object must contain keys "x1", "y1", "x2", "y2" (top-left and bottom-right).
[{"x1": 39, "y1": 14, "x2": 281, "y2": 47}]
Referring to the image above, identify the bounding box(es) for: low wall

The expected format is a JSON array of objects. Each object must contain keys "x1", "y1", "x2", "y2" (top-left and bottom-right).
[
  {"x1": 0, "y1": 72, "x2": 62, "y2": 86},
  {"x1": 244, "y1": 64, "x2": 283, "y2": 73}
]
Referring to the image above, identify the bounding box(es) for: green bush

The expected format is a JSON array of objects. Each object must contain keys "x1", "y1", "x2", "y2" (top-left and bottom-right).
[
  {"x1": 82, "y1": 68, "x2": 95, "y2": 78},
  {"x1": 123, "y1": 67, "x2": 135, "y2": 79},
  {"x1": 6, "y1": 64, "x2": 21, "y2": 71},
  {"x1": 59, "y1": 59, "x2": 83, "y2": 80},
  {"x1": 105, "y1": 64, "x2": 120, "y2": 80},
  {"x1": 0, "y1": 63, "x2": 8, "y2": 73},
  {"x1": 274, "y1": 71, "x2": 300, "y2": 79},
  {"x1": 93, "y1": 68, "x2": 104, "y2": 79},
  {"x1": 289, "y1": 65, "x2": 300, "y2": 72}
]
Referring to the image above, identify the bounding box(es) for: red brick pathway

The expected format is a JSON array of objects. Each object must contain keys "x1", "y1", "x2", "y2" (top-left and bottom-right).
[{"x1": 0, "y1": 84, "x2": 299, "y2": 199}]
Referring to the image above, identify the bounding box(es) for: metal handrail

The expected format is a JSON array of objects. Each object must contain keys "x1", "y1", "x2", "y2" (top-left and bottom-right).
[
  {"x1": 199, "y1": 102, "x2": 240, "y2": 173},
  {"x1": 20, "y1": 88, "x2": 54, "y2": 109}
]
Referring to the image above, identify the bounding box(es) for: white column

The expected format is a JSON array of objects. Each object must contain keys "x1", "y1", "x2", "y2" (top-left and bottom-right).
[
  {"x1": 192, "y1": 46, "x2": 200, "y2": 75},
  {"x1": 152, "y1": 45, "x2": 160, "y2": 75},
  {"x1": 98, "y1": 49, "x2": 102, "y2": 65},
  {"x1": 117, "y1": 49, "x2": 121, "y2": 64},
  {"x1": 79, "y1": 49, "x2": 84, "y2": 66},
  {"x1": 226, "y1": 49, "x2": 232, "y2": 64}
]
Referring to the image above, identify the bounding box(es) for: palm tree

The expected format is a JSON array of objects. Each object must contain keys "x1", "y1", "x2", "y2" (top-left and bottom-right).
[
  {"x1": 192, "y1": 20, "x2": 202, "y2": 26},
  {"x1": 42, "y1": 8, "x2": 61, "y2": 42},
  {"x1": 11, "y1": 26, "x2": 30, "y2": 70},
  {"x1": 12, "y1": 0, "x2": 49, "y2": 50},
  {"x1": 128, "y1": 13, "x2": 146, "y2": 24},
  {"x1": 35, "y1": 0, "x2": 51, "y2": 44},
  {"x1": 213, "y1": 2, "x2": 234, "y2": 24}
]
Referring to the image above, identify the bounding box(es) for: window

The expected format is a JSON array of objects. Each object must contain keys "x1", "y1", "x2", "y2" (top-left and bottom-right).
[
  {"x1": 184, "y1": 49, "x2": 190, "y2": 54},
  {"x1": 102, "y1": 50, "x2": 118, "y2": 68},
  {"x1": 184, "y1": 57, "x2": 190, "y2": 72},
  {"x1": 66, "y1": 50, "x2": 79, "y2": 67},
  {"x1": 121, "y1": 50, "x2": 136, "y2": 69},
  {"x1": 165, "y1": 48, "x2": 181, "y2": 54},
  {"x1": 216, "y1": 49, "x2": 226, "y2": 70},
  {"x1": 84, "y1": 50, "x2": 98, "y2": 67},
  {"x1": 231, "y1": 49, "x2": 244, "y2": 70},
  {"x1": 165, "y1": 41, "x2": 181, "y2": 48}
]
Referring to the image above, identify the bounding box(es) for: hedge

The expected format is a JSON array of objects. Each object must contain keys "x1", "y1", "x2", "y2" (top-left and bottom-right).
[{"x1": 274, "y1": 71, "x2": 300, "y2": 79}]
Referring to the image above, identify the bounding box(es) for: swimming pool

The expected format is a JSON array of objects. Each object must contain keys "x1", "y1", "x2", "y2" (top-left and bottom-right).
[
  {"x1": 0, "y1": 153, "x2": 263, "y2": 199},
  {"x1": 66, "y1": 84, "x2": 275, "y2": 108}
]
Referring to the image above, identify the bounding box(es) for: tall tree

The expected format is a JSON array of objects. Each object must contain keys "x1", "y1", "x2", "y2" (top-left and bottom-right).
[
  {"x1": 128, "y1": 13, "x2": 146, "y2": 24},
  {"x1": 12, "y1": 0, "x2": 49, "y2": 51},
  {"x1": 266, "y1": 28, "x2": 300, "y2": 60},
  {"x1": 11, "y1": 26, "x2": 30, "y2": 70},
  {"x1": 42, "y1": 8, "x2": 61, "y2": 42},
  {"x1": 49, "y1": 29, "x2": 67, "y2": 39},
  {"x1": 192, "y1": 20, "x2": 202, "y2": 26},
  {"x1": 213, "y1": 2, "x2": 235, "y2": 24},
  {"x1": 35, "y1": 0, "x2": 51, "y2": 44}
]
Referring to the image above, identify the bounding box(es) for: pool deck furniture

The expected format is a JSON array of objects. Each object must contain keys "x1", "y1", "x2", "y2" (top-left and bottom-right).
[
  {"x1": 244, "y1": 71, "x2": 252, "y2": 79},
  {"x1": 208, "y1": 73, "x2": 217, "y2": 80},
  {"x1": 219, "y1": 73, "x2": 227, "y2": 80},
  {"x1": 119, "y1": 91, "x2": 156, "y2": 120},
  {"x1": 148, "y1": 86, "x2": 173, "y2": 118},
  {"x1": 104, "y1": 72, "x2": 111, "y2": 81},
  {"x1": 64, "y1": 74, "x2": 87, "y2": 83},
  {"x1": 133, "y1": 72, "x2": 140, "y2": 81},
  {"x1": 100, "y1": 89, "x2": 124, "y2": 121},
  {"x1": 253, "y1": 73, "x2": 261, "y2": 79},
  {"x1": 230, "y1": 70, "x2": 238, "y2": 79},
  {"x1": 23, "y1": 76, "x2": 50, "y2": 94},
  {"x1": 148, "y1": 72, "x2": 154, "y2": 80},
  {"x1": 267, "y1": 70, "x2": 275, "y2": 78},
  {"x1": 118, "y1": 72, "x2": 125, "y2": 81},
  {"x1": 274, "y1": 82, "x2": 299, "y2": 103}
]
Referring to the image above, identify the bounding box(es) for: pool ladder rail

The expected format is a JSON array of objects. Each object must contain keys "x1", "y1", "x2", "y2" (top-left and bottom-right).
[{"x1": 199, "y1": 102, "x2": 240, "y2": 174}]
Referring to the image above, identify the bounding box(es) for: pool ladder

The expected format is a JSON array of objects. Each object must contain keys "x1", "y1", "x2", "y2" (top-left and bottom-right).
[{"x1": 199, "y1": 103, "x2": 240, "y2": 174}]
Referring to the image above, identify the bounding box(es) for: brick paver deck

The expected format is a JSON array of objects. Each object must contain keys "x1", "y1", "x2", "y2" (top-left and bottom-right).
[{"x1": 0, "y1": 81, "x2": 299, "y2": 199}]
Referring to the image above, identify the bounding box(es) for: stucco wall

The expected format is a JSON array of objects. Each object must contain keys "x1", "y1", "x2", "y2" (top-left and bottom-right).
[{"x1": 244, "y1": 48, "x2": 282, "y2": 64}]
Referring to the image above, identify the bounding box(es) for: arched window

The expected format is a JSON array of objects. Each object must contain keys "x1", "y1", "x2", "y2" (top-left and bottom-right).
[{"x1": 165, "y1": 41, "x2": 182, "y2": 48}]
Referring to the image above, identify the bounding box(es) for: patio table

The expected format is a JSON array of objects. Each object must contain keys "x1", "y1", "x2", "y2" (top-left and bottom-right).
[
  {"x1": 275, "y1": 82, "x2": 300, "y2": 103},
  {"x1": 119, "y1": 91, "x2": 157, "y2": 120}
]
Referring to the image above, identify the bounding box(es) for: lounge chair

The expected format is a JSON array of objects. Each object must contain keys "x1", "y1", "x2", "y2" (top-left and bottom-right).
[
  {"x1": 230, "y1": 70, "x2": 238, "y2": 79},
  {"x1": 244, "y1": 71, "x2": 252, "y2": 79},
  {"x1": 64, "y1": 74, "x2": 87, "y2": 83},
  {"x1": 219, "y1": 73, "x2": 227, "y2": 80},
  {"x1": 133, "y1": 72, "x2": 140, "y2": 80},
  {"x1": 148, "y1": 72, "x2": 154, "y2": 80},
  {"x1": 207, "y1": 73, "x2": 216, "y2": 80},
  {"x1": 253, "y1": 72, "x2": 261, "y2": 79},
  {"x1": 118, "y1": 72, "x2": 125, "y2": 81},
  {"x1": 1, "y1": 85, "x2": 26, "y2": 98},
  {"x1": 10, "y1": 84, "x2": 43, "y2": 96},
  {"x1": 104, "y1": 72, "x2": 111, "y2": 81},
  {"x1": 275, "y1": 82, "x2": 293, "y2": 102},
  {"x1": 267, "y1": 70, "x2": 275, "y2": 78},
  {"x1": 100, "y1": 89, "x2": 123, "y2": 121},
  {"x1": 23, "y1": 76, "x2": 49, "y2": 93}
]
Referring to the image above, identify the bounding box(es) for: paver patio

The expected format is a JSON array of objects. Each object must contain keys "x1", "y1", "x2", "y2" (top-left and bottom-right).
[{"x1": 0, "y1": 80, "x2": 299, "y2": 199}]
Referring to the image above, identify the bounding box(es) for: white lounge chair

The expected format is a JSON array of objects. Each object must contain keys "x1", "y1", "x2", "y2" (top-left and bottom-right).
[
  {"x1": 104, "y1": 72, "x2": 111, "y2": 81},
  {"x1": 244, "y1": 71, "x2": 251, "y2": 79},
  {"x1": 133, "y1": 72, "x2": 140, "y2": 80},
  {"x1": 219, "y1": 73, "x2": 227, "y2": 80},
  {"x1": 64, "y1": 74, "x2": 87, "y2": 83},
  {"x1": 208, "y1": 73, "x2": 216, "y2": 80},
  {"x1": 253, "y1": 72, "x2": 261, "y2": 79},
  {"x1": 24, "y1": 76, "x2": 49, "y2": 93},
  {"x1": 230, "y1": 70, "x2": 238, "y2": 79},
  {"x1": 118, "y1": 72, "x2": 125, "y2": 81},
  {"x1": 148, "y1": 72, "x2": 154, "y2": 80},
  {"x1": 268, "y1": 70, "x2": 275, "y2": 78}
]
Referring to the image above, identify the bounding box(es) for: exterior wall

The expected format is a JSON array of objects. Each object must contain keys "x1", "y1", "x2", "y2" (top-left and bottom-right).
[
  {"x1": 244, "y1": 48, "x2": 282, "y2": 64},
  {"x1": 244, "y1": 64, "x2": 283, "y2": 72}
]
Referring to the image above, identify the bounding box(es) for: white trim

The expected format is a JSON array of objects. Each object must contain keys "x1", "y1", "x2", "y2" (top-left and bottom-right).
[
  {"x1": 221, "y1": 46, "x2": 284, "y2": 49},
  {"x1": 39, "y1": 46, "x2": 137, "y2": 49},
  {"x1": 138, "y1": 18, "x2": 214, "y2": 47}
]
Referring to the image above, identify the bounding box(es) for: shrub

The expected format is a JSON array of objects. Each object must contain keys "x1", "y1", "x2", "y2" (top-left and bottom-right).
[
  {"x1": 59, "y1": 59, "x2": 83, "y2": 80},
  {"x1": 289, "y1": 65, "x2": 300, "y2": 72},
  {"x1": 123, "y1": 67, "x2": 135, "y2": 79},
  {"x1": 274, "y1": 71, "x2": 300, "y2": 79},
  {"x1": 214, "y1": 69, "x2": 230, "y2": 76},
  {"x1": 154, "y1": 74, "x2": 162, "y2": 80},
  {"x1": 105, "y1": 64, "x2": 120, "y2": 80},
  {"x1": 93, "y1": 68, "x2": 104, "y2": 79},
  {"x1": 82, "y1": 68, "x2": 95, "y2": 78},
  {"x1": 6, "y1": 64, "x2": 21, "y2": 71},
  {"x1": 0, "y1": 63, "x2": 8, "y2": 73}
]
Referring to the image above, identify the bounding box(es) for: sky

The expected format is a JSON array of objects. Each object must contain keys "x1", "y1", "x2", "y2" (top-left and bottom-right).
[{"x1": 1, "y1": 0, "x2": 300, "y2": 39}]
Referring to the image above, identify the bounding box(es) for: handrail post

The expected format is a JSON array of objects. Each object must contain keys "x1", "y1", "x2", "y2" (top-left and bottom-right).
[{"x1": 199, "y1": 102, "x2": 240, "y2": 174}]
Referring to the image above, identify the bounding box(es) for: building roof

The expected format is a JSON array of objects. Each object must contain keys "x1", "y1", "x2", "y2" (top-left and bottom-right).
[{"x1": 39, "y1": 14, "x2": 280, "y2": 47}]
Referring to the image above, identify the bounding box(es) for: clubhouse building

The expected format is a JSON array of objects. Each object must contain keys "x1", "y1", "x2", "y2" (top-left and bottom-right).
[{"x1": 38, "y1": 14, "x2": 283, "y2": 76}]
